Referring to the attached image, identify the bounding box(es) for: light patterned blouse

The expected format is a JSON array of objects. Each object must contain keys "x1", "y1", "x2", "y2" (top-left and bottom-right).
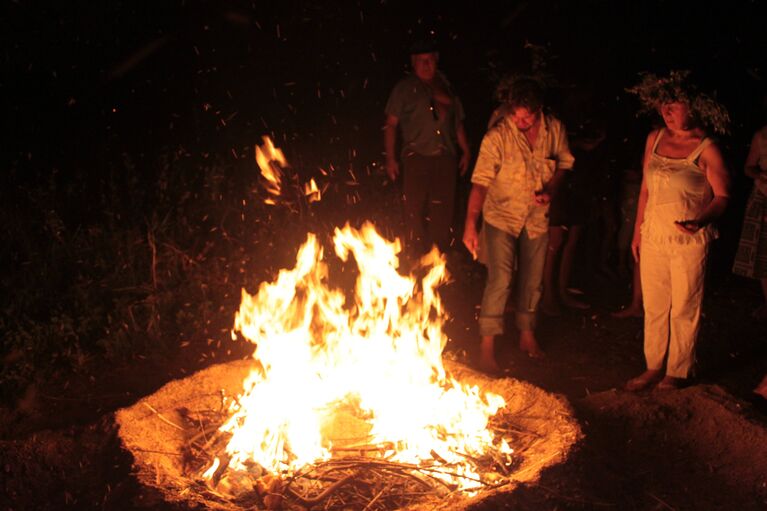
[{"x1": 471, "y1": 113, "x2": 574, "y2": 239}]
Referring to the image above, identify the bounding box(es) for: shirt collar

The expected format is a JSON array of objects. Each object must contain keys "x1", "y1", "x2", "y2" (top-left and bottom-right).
[{"x1": 503, "y1": 111, "x2": 548, "y2": 145}]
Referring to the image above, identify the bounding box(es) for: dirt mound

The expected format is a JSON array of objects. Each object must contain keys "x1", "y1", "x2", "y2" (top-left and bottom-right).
[
  {"x1": 467, "y1": 384, "x2": 767, "y2": 511},
  {"x1": 0, "y1": 417, "x2": 138, "y2": 510},
  {"x1": 114, "y1": 359, "x2": 581, "y2": 510},
  {"x1": 577, "y1": 385, "x2": 767, "y2": 509}
]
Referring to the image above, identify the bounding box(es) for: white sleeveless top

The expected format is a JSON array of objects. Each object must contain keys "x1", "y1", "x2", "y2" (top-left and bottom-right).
[{"x1": 640, "y1": 128, "x2": 717, "y2": 245}]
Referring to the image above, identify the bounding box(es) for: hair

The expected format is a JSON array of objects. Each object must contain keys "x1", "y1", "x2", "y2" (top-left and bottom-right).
[
  {"x1": 502, "y1": 77, "x2": 544, "y2": 113},
  {"x1": 408, "y1": 38, "x2": 438, "y2": 55},
  {"x1": 626, "y1": 70, "x2": 730, "y2": 134}
]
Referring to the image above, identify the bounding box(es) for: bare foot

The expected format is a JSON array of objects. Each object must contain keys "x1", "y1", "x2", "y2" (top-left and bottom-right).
[
  {"x1": 753, "y1": 375, "x2": 767, "y2": 399},
  {"x1": 612, "y1": 305, "x2": 643, "y2": 319},
  {"x1": 478, "y1": 356, "x2": 503, "y2": 376},
  {"x1": 478, "y1": 336, "x2": 502, "y2": 375},
  {"x1": 519, "y1": 331, "x2": 545, "y2": 359},
  {"x1": 625, "y1": 369, "x2": 663, "y2": 391},
  {"x1": 561, "y1": 293, "x2": 589, "y2": 310},
  {"x1": 655, "y1": 375, "x2": 685, "y2": 391}
]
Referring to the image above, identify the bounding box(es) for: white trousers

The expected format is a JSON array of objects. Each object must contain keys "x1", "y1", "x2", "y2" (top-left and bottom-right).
[{"x1": 640, "y1": 239, "x2": 709, "y2": 378}]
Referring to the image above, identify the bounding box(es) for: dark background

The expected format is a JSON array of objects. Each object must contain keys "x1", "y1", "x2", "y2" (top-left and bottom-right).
[
  {"x1": 4, "y1": 0, "x2": 765, "y2": 174},
  {"x1": 2, "y1": 0, "x2": 766, "y2": 380},
  {"x1": 2, "y1": 6, "x2": 767, "y2": 509}
]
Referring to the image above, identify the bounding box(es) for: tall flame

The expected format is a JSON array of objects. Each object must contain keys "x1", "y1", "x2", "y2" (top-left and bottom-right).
[
  {"x1": 255, "y1": 136, "x2": 287, "y2": 198},
  {"x1": 208, "y1": 223, "x2": 508, "y2": 490}
]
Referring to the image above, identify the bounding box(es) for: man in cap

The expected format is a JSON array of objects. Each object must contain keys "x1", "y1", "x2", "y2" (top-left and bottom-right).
[{"x1": 384, "y1": 38, "x2": 471, "y2": 254}]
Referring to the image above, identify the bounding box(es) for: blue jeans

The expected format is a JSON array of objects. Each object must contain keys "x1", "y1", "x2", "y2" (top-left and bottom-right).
[{"x1": 478, "y1": 222, "x2": 548, "y2": 336}]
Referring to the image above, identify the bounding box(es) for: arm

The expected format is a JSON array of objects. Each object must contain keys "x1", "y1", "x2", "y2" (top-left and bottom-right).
[
  {"x1": 676, "y1": 142, "x2": 731, "y2": 234},
  {"x1": 463, "y1": 184, "x2": 488, "y2": 258},
  {"x1": 744, "y1": 131, "x2": 764, "y2": 180},
  {"x1": 384, "y1": 114, "x2": 400, "y2": 181},
  {"x1": 462, "y1": 131, "x2": 501, "y2": 258},
  {"x1": 456, "y1": 119, "x2": 471, "y2": 176},
  {"x1": 535, "y1": 120, "x2": 575, "y2": 205},
  {"x1": 631, "y1": 131, "x2": 656, "y2": 262},
  {"x1": 534, "y1": 168, "x2": 567, "y2": 205}
]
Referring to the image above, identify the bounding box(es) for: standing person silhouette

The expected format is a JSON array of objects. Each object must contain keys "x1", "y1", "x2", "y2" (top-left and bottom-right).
[
  {"x1": 384, "y1": 38, "x2": 471, "y2": 255},
  {"x1": 624, "y1": 71, "x2": 731, "y2": 391},
  {"x1": 463, "y1": 77, "x2": 574, "y2": 373},
  {"x1": 732, "y1": 120, "x2": 767, "y2": 321}
]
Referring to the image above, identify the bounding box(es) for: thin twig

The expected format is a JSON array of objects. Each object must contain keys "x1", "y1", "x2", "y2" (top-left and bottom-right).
[
  {"x1": 132, "y1": 447, "x2": 184, "y2": 457},
  {"x1": 142, "y1": 402, "x2": 185, "y2": 431},
  {"x1": 510, "y1": 450, "x2": 561, "y2": 482},
  {"x1": 147, "y1": 226, "x2": 157, "y2": 290},
  {"x1": 361, "y1": 485, "x2": 387, "y2": 511},
  {"x1": 286, "y1": 474, "x2": 358, "y2": 506},
  {"x1": 646, "y1": 491, "x2": 677, "y2": 511}
]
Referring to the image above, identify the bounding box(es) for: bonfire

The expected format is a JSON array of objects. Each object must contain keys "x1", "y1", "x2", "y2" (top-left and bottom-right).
[{"x1": 116, "y1": 138, "x2": 580, "y2": 510}]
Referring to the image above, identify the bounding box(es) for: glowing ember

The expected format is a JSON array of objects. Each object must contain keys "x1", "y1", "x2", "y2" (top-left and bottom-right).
[
  {"x1": 304, "y1": 178, "x2": 321, "y2": 203},
  {"x1": 255, "y1": 135, "x2": 287, "y2": 199},
  {"x1": 204, "y1": 223, "x2": 511, "y2": 491}
]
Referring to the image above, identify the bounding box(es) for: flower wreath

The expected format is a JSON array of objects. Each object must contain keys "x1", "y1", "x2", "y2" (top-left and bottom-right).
[{"x1": 626, "y1": 70, "x2": 730, "y2": 134}]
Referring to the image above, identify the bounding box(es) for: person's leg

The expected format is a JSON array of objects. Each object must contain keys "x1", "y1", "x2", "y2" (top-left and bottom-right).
[
  {"x1": 559, "y1": 224, "x2": 589, "y2": 309},
  {"x1": 515, "y1": 228, "x2": 548, "y2": 357},
  {"x1": 425, "y1": 155, "x2": 458, "y2": 253},
  {"x1": 626, "y1": 239, "x2": 670, "y2": 390},
  {"x1": 612, "y1": 261, "x2": 643, "y2": 318},
  {"x1": 478, "y1": 223, "x2": 516, "y2": 372},
  {"x1": 402, "y1": 154, "x2": 430, "y2": 254},
  {"x1": 598, "y1": 200, "x2": 619, "y2": 280},
  {"x1": 541, "y1": 226, "x2": 565, "y2": 315},
  {"x1": 663, "y1": 242, "x2": 708, "y2": 383}
]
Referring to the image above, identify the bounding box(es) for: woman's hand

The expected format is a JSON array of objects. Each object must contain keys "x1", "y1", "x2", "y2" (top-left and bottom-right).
[
  {"x1": 631, "y1": 232, "x2": 641, "y2": 263},
  {"x1": 533, "y1": 189, "x2": 551, "y2": 205},
  {"x1": 674, "y1": 219, "x2": 703, "y2": 234}
]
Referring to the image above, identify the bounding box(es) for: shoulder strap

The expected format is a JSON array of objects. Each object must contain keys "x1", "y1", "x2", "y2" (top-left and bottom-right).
[
  {"x1": 651, "y1": 128, "x2": 664, "y2": 153},
  {"x1": 686, "y1": 138, "x2": 712, "y2": 162}
]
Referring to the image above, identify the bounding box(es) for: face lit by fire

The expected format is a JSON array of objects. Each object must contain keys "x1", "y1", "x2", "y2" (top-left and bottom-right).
[
  {"x1": 510, "y1": 107, "x2": 541, "y2": 132},
  {"x1": 411, "y1": 52, "x2": 438, "y2": 82},
  {"x1": 659, "y1": 101, "x2": 692, "y2": 131}
]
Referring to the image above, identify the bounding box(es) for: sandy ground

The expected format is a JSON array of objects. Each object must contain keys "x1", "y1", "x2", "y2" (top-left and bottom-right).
[{"x1": 1, "y1": 237, "x2": 766, "y2": 511}]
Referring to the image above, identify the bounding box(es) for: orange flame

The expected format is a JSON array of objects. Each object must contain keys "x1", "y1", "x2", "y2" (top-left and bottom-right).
[
  {"x1": 255, "y1": 136, "x2": 287, "y2": 198},
  {"x1": 304, "y1": 178, "x2": 321, "y2": 203},
  {"x1": 206, "y1": 223, "x2": 509, "y2": 490}
]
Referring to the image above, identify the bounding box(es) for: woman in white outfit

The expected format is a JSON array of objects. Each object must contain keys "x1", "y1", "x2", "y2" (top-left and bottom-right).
[{"x1": 624, "y1": 71, "x2": 731, "y2": 391}]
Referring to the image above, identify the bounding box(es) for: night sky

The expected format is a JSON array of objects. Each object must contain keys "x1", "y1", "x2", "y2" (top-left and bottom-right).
[{"x1": 3, "y1": 0, "x2": 766, "y2": 186}]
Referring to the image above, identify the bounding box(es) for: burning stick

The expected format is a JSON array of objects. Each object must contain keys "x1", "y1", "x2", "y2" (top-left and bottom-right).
[{"x1": 255, "y1": 136, "x2": 287, "y2": 199}]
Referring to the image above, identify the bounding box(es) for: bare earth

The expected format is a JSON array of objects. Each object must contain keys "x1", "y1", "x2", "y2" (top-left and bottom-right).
[{"x1": 1, "y1": 247, "x2": 766, "y2": 511}]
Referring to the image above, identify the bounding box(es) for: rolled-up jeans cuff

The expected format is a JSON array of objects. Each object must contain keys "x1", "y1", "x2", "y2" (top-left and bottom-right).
[
  {"x1": 515, "y1": 312, "x2": 536, "y2": 332},
  {"x1": 478, "y1": 316, "x2": 504, "y2": 337}
]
